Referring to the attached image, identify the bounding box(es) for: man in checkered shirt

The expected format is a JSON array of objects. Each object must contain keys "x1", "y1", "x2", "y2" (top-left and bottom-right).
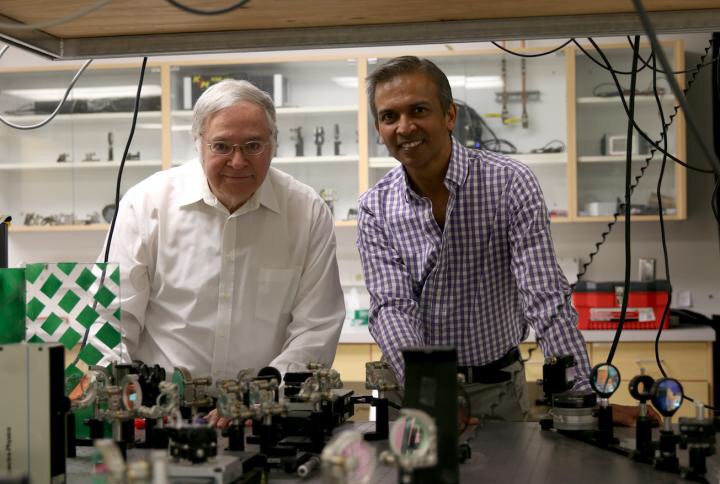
[{"x1": 356, "y1": 55, "x2": 591, "y2": 421}]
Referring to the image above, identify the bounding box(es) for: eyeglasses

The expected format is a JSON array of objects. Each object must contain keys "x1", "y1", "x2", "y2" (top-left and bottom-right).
[{"x1": 204, "y1": 139, "x2": 269, "y2": 157}]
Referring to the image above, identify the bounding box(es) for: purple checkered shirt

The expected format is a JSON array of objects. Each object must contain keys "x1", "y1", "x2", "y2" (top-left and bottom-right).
[{"x1": 357, "y1": 138, "x2": 590, "y2": 386}]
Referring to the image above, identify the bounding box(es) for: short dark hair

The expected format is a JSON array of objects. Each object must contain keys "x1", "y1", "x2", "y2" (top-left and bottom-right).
[{"x1": 366, "y1": 56, "x2": 453, "y2": 121}]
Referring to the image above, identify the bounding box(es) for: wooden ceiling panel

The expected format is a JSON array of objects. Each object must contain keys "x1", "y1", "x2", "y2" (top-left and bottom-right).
[
  {"x1": 0, "y1": 0, "x2": 717, "y2": 37},
  {"x1": 1, "y1": 0, "x2": 719, "y2": 59}
]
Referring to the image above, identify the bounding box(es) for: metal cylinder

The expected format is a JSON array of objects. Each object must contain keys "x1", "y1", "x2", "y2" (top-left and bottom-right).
[{"x1": 297, "y1": 455, "x2": 321, "y2": 478}]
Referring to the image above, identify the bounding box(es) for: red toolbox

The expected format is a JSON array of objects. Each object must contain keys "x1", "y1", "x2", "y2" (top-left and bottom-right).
[{"x1": 572, "y1": 280, "x2": 671, "y2": 330}]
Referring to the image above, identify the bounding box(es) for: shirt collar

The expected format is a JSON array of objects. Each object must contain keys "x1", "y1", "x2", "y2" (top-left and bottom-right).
[
  {"x1": 445, "y1": 137, "x2": 469, "y2": 190},
  {"x1": 178, "y1": 158, "x2": 206, "y2": 207},
  {"x1": 178, "y1": 158, "x2": 281, "y2": 215},
  {"x1": 402, "y1": 136, "x2": 470, "y2": 202}
]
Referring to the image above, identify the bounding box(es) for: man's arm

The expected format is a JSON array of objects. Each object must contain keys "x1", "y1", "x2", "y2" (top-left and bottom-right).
[
  {"x1": 356, "y1": 199, "x2": 424, "y2": 383},
  {"x1": 507, "y1": 169, "x2": 591, "y2": 388},
  {"x1": 105, "y1": 197, "x2": 153, "y2": 359},
  {"x1": 268, "y1": 202, "x2": 345, "y2": 373}
]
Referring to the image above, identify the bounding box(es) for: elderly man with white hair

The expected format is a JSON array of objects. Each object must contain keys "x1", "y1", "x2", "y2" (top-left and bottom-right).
[{"x1": 108, "y1": 79, "x2": 345, "y2": 397}]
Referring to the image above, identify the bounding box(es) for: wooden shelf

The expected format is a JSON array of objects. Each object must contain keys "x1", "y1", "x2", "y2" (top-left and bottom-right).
[
  {"x1": 10, "y1": 223, "x2": 109, "y2": 233},
  {"x1": 171, "y1": 105, "x2": 358, "y2": 117},
  {"x1": 11, "y1": 220, "x2": 357, "y2": 232},
  {"x1": 273, "y1": 155, "x2": 358, "y2": 164},
  {"x1": 0, "y1": 40, "x2": 688, "y2": 231},
  {"x1": 334, "y1": 220, "x2": 357, "y2": 227},
  {"x1": 574, "y1": 214, "x2": 681, "y2": 222},
  {"x1": 0, "y1": 160, "x2": 162, "y2": 171},
  {"x1": 368, "y1": 157, "x2": 398, "y2": 169},
  {"x1": 515, "y1": 153, "x2": 567, "y2": 165},
  {"x1": 1, "y1": 111, "x2": 162, "y2": 122},
  {"x1": 369, "y1": 152, "x2": 566, "y2": 169},
  {"x1": 578, "y1": 155, "x2": 655, "y2": 163},
  {"x1": 576, "y1": 96, "x2": 674, "y2": 105},
  {"x1": 171, "y1": 156, "x2": 358, "y2": 167}
]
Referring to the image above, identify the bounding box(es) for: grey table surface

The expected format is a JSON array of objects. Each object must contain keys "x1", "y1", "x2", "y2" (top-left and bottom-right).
[{"x1": 68, "y1": 421, "x2": 720, "y2": 483}]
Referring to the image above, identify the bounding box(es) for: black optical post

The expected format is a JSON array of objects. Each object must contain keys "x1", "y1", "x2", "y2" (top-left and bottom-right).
[
  {"x1": 403, "y1": 346, "x2": 459, "y2": 484},
  {"x1": 0, "y1": 216, "x2": 10, "y2": 268}
]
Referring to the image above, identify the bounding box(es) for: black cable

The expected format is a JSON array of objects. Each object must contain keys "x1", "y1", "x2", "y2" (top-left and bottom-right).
[
  {"x1": 491, "y1": 39, "x2": 573, "y2": 58},
  {"x1": 605, "y1": 36, "x2": 641, "y2": 367},
  {"x1": 581, "y1": 39, "x2": 711, "y2": 173},
  {"x1": 104, "y1": 57, "x2": 148, "y2": 263},
  {"x1": 713, "y1": 176, "x2": 720, "y2": 223},
  {"x1": 456, "y1": 99, "x2": 518, "y2": 154},
  {"x1": 165, "y1": 0, "x2": 250, "y2": 15},
  {"x1": 627, "y1": 36, "x2": 654, "y2": 71},
  {"x1": 530, "y1": 139, "x2": 565, "y2": 153},
  {"x1": 0, "y1": 60, "x2": 93, "y2": 130},
  {"x1": 575, "y1": 39, "x2": 714, "y2": 284},
  {"x1": 576, "y1": 37, "x2": 720, "y2": 77},
  {"x1": 632, "y1": 2, "x2": 720, "y2": 409},
  {"x1": 652, "y1": 52, "x2": 672, "y2": 382},
  {"x1": 573, "y1": 39, "x2": 650, "y2": 76},
  {"x1": 645, "y1": 56, "x2": 716, "y2": 412},
  {"x1": 627, "y1": 35, "x2": 720, "y2": 75},
  {"x1": 494, "y1": 38, "x2": 712, "y2": 172},
  {"x1": 387, "y1": 401, "x2": 402, "y2": 410},
  {"x1": 631, "y1": 0, "x2": 720, "y2": 178},
  {"x1": 592, "y1": 82, "x2": 628, "y2": 97},
  {"x1": 521, "y1": 344, "x2": 538, "y2": 363},
  {"x1": 69, "y1": 57, "x2": 148, "y2": 369}
]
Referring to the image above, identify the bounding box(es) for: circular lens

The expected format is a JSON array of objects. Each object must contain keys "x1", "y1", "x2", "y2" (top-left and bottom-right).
[
  {"x1": 628, "y1": 374, "x2": 655, "y2": 402},
  {"x1": 244, "y1": 141, "x2": 265, "y2": 156},
  {"x1": 121, "y1": 375, "x2": 142, "y2": 410},
  {"x1": 389, "y1": 411, "x2": 434, "y2": 457},
  {"x1": 651, "y1": 378, "x2": 684, "y2": 416},
  {"x1": 590, "y1": 363, "x2": 621, "y2": 398}
]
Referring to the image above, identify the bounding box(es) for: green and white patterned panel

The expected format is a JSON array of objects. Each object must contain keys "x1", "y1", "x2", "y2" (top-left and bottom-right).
[{"x1": 24, "y1": 262, "x2": 124, "y2": 387}]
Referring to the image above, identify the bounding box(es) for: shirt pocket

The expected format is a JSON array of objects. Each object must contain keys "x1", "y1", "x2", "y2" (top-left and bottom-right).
[{"x1": 255, "y1": 267, "x2": 300, "y2": 323}]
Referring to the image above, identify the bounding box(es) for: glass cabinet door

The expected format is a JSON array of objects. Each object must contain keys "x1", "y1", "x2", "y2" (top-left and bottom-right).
[
  {"x1": 366, "y1": 48, "x2": 570, "y2": 219},
  {"x1": 0, "y1": 65, "x2": 163, "y2": 229},
  {"x1": 574, "y1": 42, "x2": 683, "y2": 220},
  {"x1": 169, "y1": 58, "x2": 360, "y2": 224}
]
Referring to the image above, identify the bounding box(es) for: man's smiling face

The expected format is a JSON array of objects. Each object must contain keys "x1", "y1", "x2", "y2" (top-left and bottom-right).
[{"x1": 374, "y1": 71, "x2": 456, "y2": 175}]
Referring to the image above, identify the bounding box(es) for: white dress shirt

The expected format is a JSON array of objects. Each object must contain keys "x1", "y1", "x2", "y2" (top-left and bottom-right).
[{"x1": 108, "y1": 159, "x2": 345, "y2": 380}]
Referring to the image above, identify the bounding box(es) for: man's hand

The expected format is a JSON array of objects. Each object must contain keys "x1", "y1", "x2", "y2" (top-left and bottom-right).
[
  {"x1": 205, "y1": 409, "x2": 253, "y2": 429},
  {"x1": 611, "y1": 403, "x2": 662, "y2": 427},
  {"x1": 206, "y1": 409, "x2": 230, "y2": 429}
]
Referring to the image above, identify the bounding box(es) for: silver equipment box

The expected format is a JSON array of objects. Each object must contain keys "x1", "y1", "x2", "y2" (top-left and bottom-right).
[{"x1": 0, "y1": 343, "x2": 66, "y2": 483}]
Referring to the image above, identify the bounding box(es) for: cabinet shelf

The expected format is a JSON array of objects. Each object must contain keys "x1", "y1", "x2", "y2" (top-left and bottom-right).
[
  {"x1": 0, "y1": 40, "x2": 687, "y2": 235},
  {"x1": 574, "y1": 214, "x2": 683, "y2": 223},
  {"x1": 10, "y1": 223, "x2": 110, "y2": 233},
  {"x1": 1, "y1": 111, "x2": 162, "y2": 122},
  {"x1": 576, "y1": 96, "x2": 673, "y2": 105},
  {"x1": 274, "y1": 155, "x2": 358, "y2": 164},
  {"x1": 335, "y1": 220, "x2": 357, "y2": 227},
  {"x1": 0, "y1": 160, "x2": 162, "y2": 171},
  {"x1": 10, "y1": 220, "x2": 357, "y2": 232},
  {"x1": 369, "y1": 152, "x2": 566, "y2": 169},
  {"x1": 171, "y1": 105, "x2": 358, "y2": 117},
  {"x1": 578, "y1": 155, "x2": 654, "y2": 163},
  {"x1": 171, "y1": 156, "x2": 358, "y2": 167}
]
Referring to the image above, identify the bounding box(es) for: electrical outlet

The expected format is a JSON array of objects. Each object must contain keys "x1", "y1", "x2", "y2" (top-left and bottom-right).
[{"x1": 675, "y1": 290, "x2": 693, "y2": 308}]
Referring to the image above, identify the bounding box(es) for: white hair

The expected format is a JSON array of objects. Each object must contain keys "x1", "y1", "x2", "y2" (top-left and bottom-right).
[{"x1": 191, "y1": 79, "x2": 277, "y2": 144}]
